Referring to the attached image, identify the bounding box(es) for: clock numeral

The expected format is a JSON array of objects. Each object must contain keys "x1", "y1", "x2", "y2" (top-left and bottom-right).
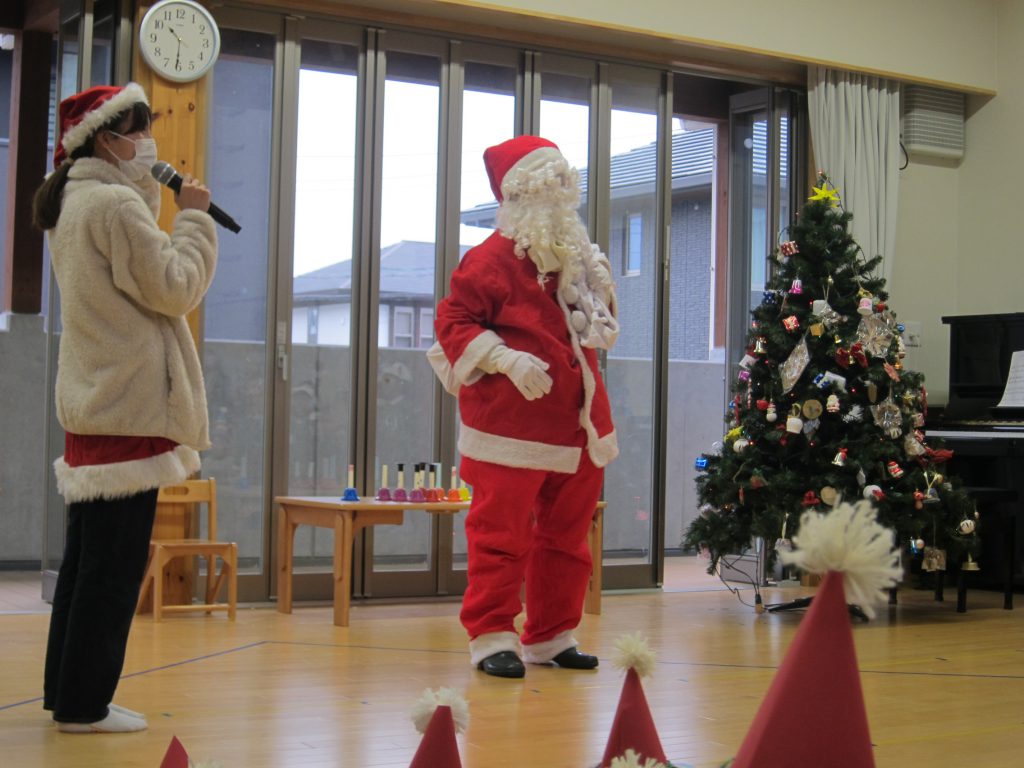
[
  {"x1": 199, "y1": 25, "x2": 206, "y2": 34},
  {"x1": 163, "y1": 58, "x2": 170, "y2": 67},
  {"x1": 189, "y1": 61, "x2": 196, "y2": 71},
  {"x1": 176, "y1": 9, "x2": 186, "y2": 19},
  {"x1": 149, "y1": 33, "x2": 157, "y2": 43},
  {"x1": 203, "y1": 38, "x2": 210, "y2": 49},
  {"x1": 154, "y1": 20, "x2": 164, "y2": 30},
  {"x1": 163, "y1": 10, "x2": 172, "y2": 20},
  {"x1": 154, "y1": 46, "x2": 162, "y2": 57},
  {"x1": 175, "y1": 59, "x2": 182, "y2": 71},
  {"x1": 198, "y1": 51, "x2": 204, "y2": 61}
]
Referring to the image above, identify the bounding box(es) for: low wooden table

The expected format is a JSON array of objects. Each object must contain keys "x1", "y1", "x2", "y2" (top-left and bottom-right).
[{"x1": 275, "y1": 496, "x2": 605, "y2": 627}]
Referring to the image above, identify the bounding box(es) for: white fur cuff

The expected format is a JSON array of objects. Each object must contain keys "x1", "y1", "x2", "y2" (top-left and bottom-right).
[
  {"x1": 522, "y1": 630, "x2": 577, "y2": 663},
  {"x1": 55, "y1": 445, "x2": 201, "y2": 503},
  {"x1": 469, "y1": 631, "x2": 521, "y2": 666}
]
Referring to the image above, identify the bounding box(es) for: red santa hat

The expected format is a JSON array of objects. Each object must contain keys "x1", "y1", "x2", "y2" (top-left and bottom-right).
[
  {"x1": 159, "y1": 735, "x2": 190, "y2": 768},
  {"x1": 731, "y1": 501, "x2": 901, "y2": 768},
  {"x1": 483, "y1": 135, "x2": 563, "y2": 202},
  {"x1": 409, "y1": 687, "x2": 469, "y2": 768},
  {"x1": 54, "y1": 82, "x2": 148, "y2": 168},
  {"x1": 600, "y1": 633, "x2": 669, "y2": 767}
]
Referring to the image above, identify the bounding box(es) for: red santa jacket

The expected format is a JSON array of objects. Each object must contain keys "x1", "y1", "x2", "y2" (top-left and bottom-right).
[{"x1": 432, "y1": 231, "x2": 617, "y2": 473}]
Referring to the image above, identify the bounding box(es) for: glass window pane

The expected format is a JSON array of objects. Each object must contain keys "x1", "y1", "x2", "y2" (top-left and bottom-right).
[
  {"x1": 604, "y1": 66, "x2": 659, "y2": 565},
  {"x1": 203, "y1": 28, "x2": 276, "y2": 573},
  {"x1": 373, "y1": 49, "x2": 441, "y2": 572},
  {"x1": 540, "y1": 69, "x2": 590, "y2": 227}
]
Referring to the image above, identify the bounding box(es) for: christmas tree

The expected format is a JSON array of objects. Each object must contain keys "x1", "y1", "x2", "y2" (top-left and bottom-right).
[{"x1": 684, "y1": 175, "x2": 978, "y2": 586}]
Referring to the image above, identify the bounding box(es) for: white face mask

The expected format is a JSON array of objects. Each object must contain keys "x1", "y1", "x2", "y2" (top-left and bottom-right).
[{"x1": 107, "y1": 131, "x2": 158, "y2": 181}]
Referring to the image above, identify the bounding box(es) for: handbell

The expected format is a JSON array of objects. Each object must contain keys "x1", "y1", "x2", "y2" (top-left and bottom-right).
[
  {"x1": 753, "y1": 336, "x2": 767, "y2": 354},
  {"x1": 962, "y1": 553, "x2": 980, "y2": 571}
]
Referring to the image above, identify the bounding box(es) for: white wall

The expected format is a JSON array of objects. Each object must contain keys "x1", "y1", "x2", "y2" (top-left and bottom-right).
[{"x1": 425, "y1": 0, "x2": 999, "y2": 92}]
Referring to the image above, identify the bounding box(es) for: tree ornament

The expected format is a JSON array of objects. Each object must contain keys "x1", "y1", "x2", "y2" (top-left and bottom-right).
[
  {"x1": 819, "y1": 486, "x2": 840, "y2": 505},
  {"x1": 826, "y1": 393, "x2": 841, "y2": 413},
  {"x1": 958, "y1": 518, "x2": 976, "y2": 535},
  {"x1": 733, "y1": 437, "x2": 749, "y2": 453},
  {"x1": 857, "y1": 296, "x2": 874, "y2": 316},
  {"x1": 871, "y1": 394, "x2": 903, "y2": 438},
  {"x1": 808, "y1": 180, "x2": 841, "y2": 206},
  {"x1": 785, "y1": 405, "x2": 804, "y2": 434},
  {"x1": 766, "y1": 402, "x2": 778, "y2": 422},
  {"x1": 913, "y1": 490, "x2": 925, "y2": 509},
  {"x1": 756, "y1": 398, "x2": 769, "y2": 411},
  {"x1": 779, "y1": 240, "x2": 799, "y2": 257},
  {"x1": 809, "y1": 322, "x2": 825, "y2": 337},
  {"x1": 843, "y1": 404, "x2": 865, "y2": 423},
  {"x1": 801, "y1": 490, "x2": 822, "y2": 506},
  {"x1": 739, "y1": 353, "x2": 757, "y2": 369},
  {"x1": 802, "y1": 399, "x2": 824, "y2": 419},
  {"x1": 863, "y1": 484, "x2": 884, "y2": 500},
  {"x1": 753, "y1": 336, "x2": 768, "y2": 354},
  {"x1": 914, "y1": 538, "x2": 925, "y2": 551},
  {"x1": 886, "y1": 460, "x2": 904, "y2": 478},
  {"x1": 867, "y1": 382, "x2": 878, "y2": 402},
  {"x1": 780, "y1": 336, "x2": 810, "y2": 392},
  {"x1": 783, "y1": 314, "x2": 800, "y2": 332},
  {"x1": 789, "y1": 277, "x2": 803, "y2": 295},
  {"x1": 832, "y1": 448, "x2": 848, "y2": 466},
  {"x1": 856, "y1": 315, "x2": 895, "y2": 357}
]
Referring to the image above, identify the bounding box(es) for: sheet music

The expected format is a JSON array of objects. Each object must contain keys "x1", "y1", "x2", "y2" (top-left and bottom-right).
[{"x1": 996, "y1": 350, "x2": 1024, "y2": 408}]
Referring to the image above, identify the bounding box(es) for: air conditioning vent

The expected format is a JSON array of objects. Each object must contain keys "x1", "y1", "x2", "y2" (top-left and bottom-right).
[{"x1": 902, "y1": 85, "x2": 965, "y2": 161}]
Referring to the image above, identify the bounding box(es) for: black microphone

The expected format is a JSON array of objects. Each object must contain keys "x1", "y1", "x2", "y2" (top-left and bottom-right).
[{"x1": 151, "y1": 161, "x2": 241, "y2": 234}]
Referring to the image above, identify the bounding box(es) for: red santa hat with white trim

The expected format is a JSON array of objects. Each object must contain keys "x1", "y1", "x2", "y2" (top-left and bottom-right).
[
  {"x1": 409, "y1": 687, "x2": 469, "y2": 768},
  {"x1": 483, "y1": 134, "x2": 564, "y2": 203},
  {"x1": 730, "y1": 500, "x2": 901, "y2": 768},
  {"x1": 54, "y1": 81, "x2": 148, "y2": 169}
]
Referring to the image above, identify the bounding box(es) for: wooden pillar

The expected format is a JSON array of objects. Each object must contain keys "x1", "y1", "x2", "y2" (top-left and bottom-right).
[
  {"x1": 132, "y1": 2, "x2": 211, "y2": 606},
  {"x1": 3, "y1": 30, "x2": 51, "y2": 315}
]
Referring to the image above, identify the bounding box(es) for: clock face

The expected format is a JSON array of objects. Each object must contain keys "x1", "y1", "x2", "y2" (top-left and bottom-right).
[{"x1": 139, "y1": 0, "x2": 221, "y2": 83}]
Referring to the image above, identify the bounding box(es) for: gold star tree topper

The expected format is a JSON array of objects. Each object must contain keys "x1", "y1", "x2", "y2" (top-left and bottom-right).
[{"x1": 808, "y1": 179, "x2": 841, "y2": 206}]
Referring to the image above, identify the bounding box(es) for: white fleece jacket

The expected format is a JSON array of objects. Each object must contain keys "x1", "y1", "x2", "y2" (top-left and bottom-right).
[{"x1": 48, "y1": 158, "x2": 217, "y2": 501}]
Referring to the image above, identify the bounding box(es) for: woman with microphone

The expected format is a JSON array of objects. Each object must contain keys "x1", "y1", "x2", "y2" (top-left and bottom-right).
[{"x1": 32, "y1": 82, "x2": 217, "y2": 733}]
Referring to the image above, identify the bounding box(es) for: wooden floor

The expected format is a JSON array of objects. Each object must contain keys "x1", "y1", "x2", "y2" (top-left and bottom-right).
[{"x1": 1, "y1": 560, "x2": 1022, "y2": 767}]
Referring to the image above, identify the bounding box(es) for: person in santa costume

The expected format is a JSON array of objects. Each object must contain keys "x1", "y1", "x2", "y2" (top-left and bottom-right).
[
  {"x1": 33, "y1": 83, "x2": 217, "y2": 732},
  {"x1": 429, "y1": 135, "x2": 619, "y2": 678}
]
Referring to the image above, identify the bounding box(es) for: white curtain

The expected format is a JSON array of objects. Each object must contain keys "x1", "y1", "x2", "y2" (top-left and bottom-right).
[{"x1": 807, "y1": 66, "x2": 901, "y2": 285}]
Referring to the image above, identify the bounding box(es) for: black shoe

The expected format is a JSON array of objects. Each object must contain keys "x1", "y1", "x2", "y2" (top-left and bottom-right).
[
  {"x1": 551, "y1": 647, "x2": 599, "y2": 669},
  {"x1": 478, "y1": 650, "x2": 526, "y2": 678}
]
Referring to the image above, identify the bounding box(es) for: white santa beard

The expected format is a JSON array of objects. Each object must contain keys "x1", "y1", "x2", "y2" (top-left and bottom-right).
[{"x1": 497, "y1": 198, "x2": 591, "y2": 286}]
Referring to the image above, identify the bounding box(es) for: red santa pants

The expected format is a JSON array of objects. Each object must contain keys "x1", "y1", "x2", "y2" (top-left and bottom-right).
[{"x1": 459, "y1": 453, "x2": 603, "y2": 649}]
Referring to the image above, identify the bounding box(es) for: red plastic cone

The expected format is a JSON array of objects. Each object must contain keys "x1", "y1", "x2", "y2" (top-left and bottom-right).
[
  {"x1": 601, "y1": 667, "x2": 668, "y2": 767},
  {"x1": 410, "y1": 704, "x2": 462, "y2": 768},
  {"x1": 732, "y1": 570, "x2": 875, "y2": 768},
  {"x1": 159, "y1": 735, "x2": 190, "y2": 768}
]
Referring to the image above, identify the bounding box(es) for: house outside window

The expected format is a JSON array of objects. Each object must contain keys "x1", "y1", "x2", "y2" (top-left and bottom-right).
[
  {"x1": 625, "y1": 212, "x2": 642, "y2": 275},
  {"x1": 393, "y1": 306, "x2": 415, "y2": 348},
  {"x1": 419, "y1": 307, "x2": 435, "y2": 348}
]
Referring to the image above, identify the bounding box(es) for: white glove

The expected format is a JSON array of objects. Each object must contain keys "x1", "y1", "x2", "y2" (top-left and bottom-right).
[{"x1": 491, "y1": 346, "x2": 553, "y2": 401}]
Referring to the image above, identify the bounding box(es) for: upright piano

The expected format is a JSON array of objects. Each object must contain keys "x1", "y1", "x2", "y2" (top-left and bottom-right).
[{"x1": 927, "y1": 312, "x2": 1024, "y2": 597}]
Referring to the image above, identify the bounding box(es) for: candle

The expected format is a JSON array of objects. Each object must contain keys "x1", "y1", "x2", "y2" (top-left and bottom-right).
[
  {"x1": 450, "y1": 466, "x2": 457, "y2": 490},
  {"x1": 396, "y1": 463, "x2": 404, "y2": 490},
  {"x1": 347, "y1": 463, "x2": 354, "y2": 488},
  {"x1": 434, "y1": 462, "x2": 442, "y2": 489},
  {"x1": 380, "y1": 464, "x2": 388, "y2": 489}
]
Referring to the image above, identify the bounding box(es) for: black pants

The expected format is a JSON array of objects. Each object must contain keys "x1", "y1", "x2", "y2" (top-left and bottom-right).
[{"x1": 44, "y1": 489, "x2": 158, "y2": 723}]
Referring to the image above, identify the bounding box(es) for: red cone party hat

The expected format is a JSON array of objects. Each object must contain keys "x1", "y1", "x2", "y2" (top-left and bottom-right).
[
  {"x1": 601, "y1": 633, "x2": 669, "y2": 767},
  {"x1": 731, "y1": 500, "x2": 901, "y2": 768},
  {"x1": 159, "y1": 735, "x2": 190, "y2": 768},
  {"x1": 409, "y1": 687, "x2": 469, "y2": 768}
]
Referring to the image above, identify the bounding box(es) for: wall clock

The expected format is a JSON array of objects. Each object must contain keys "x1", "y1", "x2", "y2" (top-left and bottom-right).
[{"x1": 139, "y1": 0, "x2": 221, "y2": 83}]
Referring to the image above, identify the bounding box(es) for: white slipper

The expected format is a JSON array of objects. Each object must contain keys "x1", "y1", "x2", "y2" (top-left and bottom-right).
[
  {"x1": 56, "y1": 709, "x2": 148, "y2": 733},
  {"x1": 109, "y1": 703, "x2": 145, "y2": 719}
]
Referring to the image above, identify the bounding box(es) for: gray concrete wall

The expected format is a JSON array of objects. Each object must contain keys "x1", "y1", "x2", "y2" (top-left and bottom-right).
[{"x1": 0, "y1": 322, "x2": 725, "y2": 564}]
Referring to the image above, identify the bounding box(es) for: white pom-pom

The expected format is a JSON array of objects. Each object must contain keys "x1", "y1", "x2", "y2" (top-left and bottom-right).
[
  {"x1": 609, "y1": 749, "x2": 667, "y2": 768},
  {"x1": 410, "y1": 687, "x2": 469, "y2": 735},
  {"x1": 779, "y1": 500, "x2": 901, "y2": 618},
  {"x1": 612, "y1": 632, "x2": 656, "y2": 678}
]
